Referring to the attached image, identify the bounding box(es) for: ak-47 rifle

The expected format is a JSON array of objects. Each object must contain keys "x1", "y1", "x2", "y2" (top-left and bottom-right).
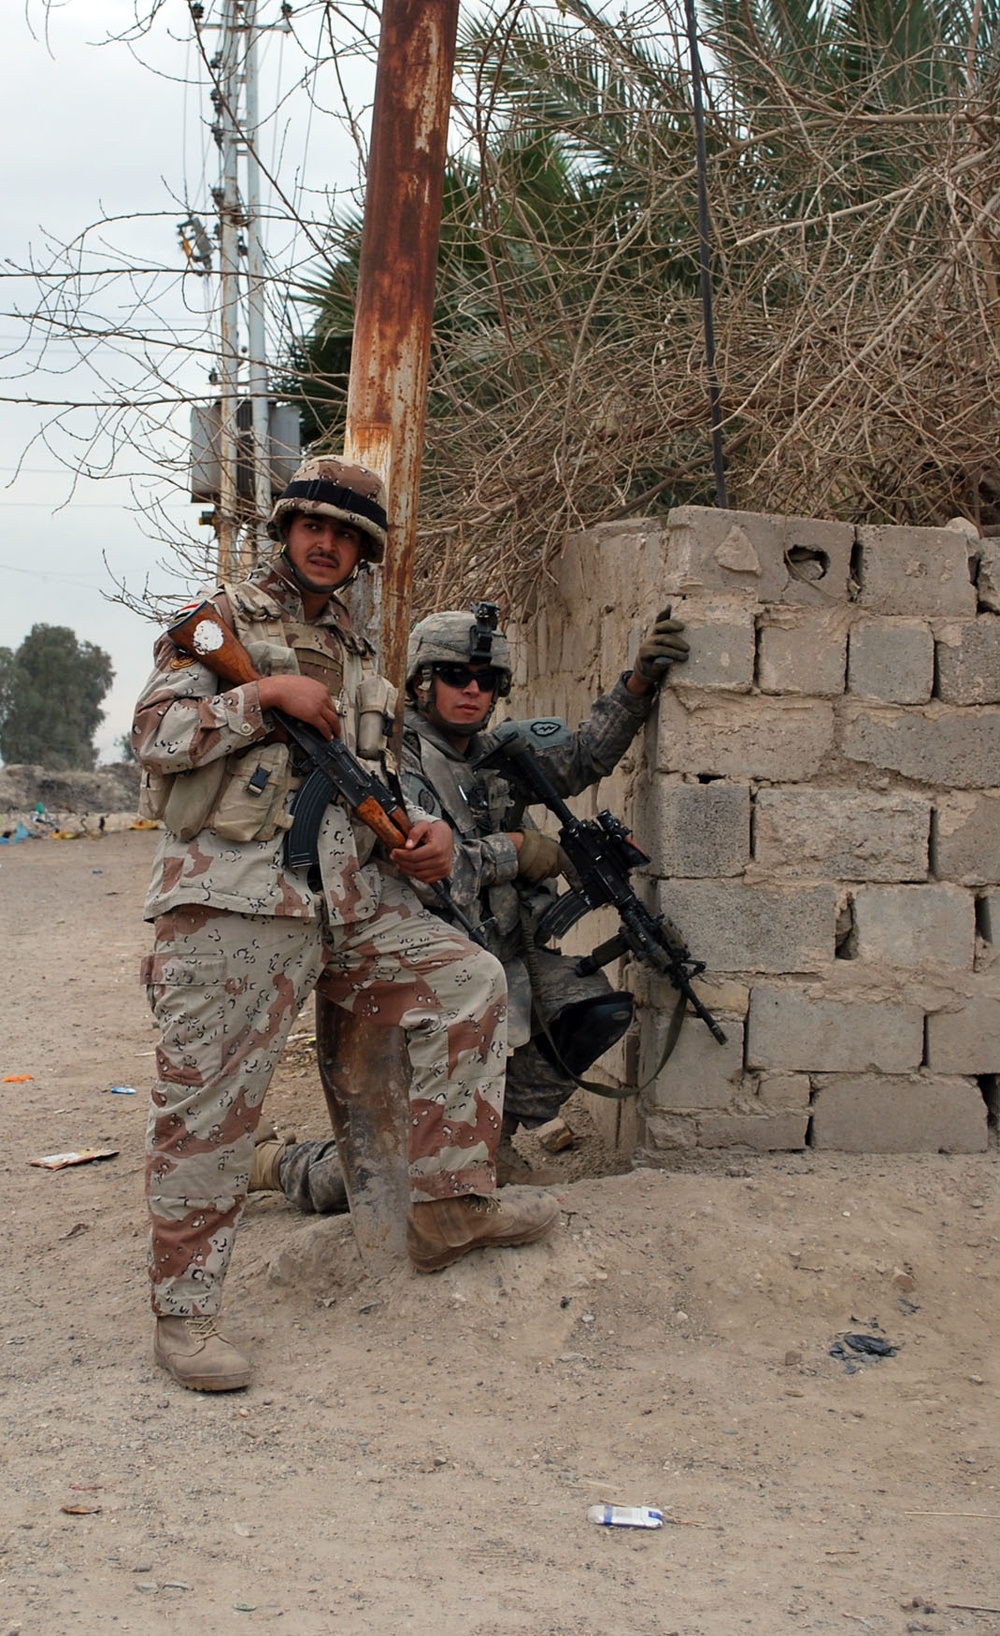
[
  {"x1": 166, "y1": 601, "x2": 488, "y2": 948},
  {"x1": 476, "y1": 732, "x2": 727, "y2": 1046}
]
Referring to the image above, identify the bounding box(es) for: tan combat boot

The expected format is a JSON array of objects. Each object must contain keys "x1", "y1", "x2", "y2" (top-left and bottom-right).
[
  {"x1": 154, "y1": 1316, "x2": 251, "y2": 1391},
  {"x1": 249, "y1": 1133, "x2": 289, "y2": 1193},
  {"x1": 407, "y1": 1187, "x2": 560, "y2": 1273}
]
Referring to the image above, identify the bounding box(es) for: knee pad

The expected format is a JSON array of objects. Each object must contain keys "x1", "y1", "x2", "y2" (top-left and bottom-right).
[{"x1": 538, "y1": 992, "x2": 634, "y2": 1078}]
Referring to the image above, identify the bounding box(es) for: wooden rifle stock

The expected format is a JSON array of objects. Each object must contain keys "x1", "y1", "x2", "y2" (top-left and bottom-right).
[{"x1": 168, "y1": 603, "x2": 261, "y2": 688}]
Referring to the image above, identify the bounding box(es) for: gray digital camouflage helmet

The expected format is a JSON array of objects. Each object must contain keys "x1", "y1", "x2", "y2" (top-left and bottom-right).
[
  {"x1": 267, "y1": 456, "x2": 387, "y2": 563},
  {"x1": 406, "y1": 604, "x2": 513, "y2": 699}
]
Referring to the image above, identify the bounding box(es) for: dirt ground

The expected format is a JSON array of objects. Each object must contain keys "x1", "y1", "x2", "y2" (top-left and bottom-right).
[{"x1": 1, "y1": 830, "x2": 998, "y2": 1636}]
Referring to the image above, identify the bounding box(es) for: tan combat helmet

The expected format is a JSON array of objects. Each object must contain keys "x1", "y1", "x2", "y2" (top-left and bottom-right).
[
  {"x1": 267, "y1": 456, "x2": 388, "y2": 563},
  {"x1": 406, "y1": 603, "x2": 513, "y2": 699}
]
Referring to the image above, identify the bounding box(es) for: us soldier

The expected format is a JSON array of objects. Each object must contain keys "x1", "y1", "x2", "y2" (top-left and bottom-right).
[
  {"x1": 251, "y1": 599, "x2": 689, "y2": 1213},
  {"x1": 133, "y1": 459, "x2": 559, "y2": 1392}
]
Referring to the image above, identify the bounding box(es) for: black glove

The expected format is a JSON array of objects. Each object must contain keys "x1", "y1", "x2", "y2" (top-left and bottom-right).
[{"x1": 633, "y1": 606, "x2": 689, "y2": 687}]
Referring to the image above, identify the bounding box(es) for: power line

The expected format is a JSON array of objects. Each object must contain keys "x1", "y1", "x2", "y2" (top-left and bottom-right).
[{"x1": 0, "y1": 561, "x2": 112, "y2": 588}]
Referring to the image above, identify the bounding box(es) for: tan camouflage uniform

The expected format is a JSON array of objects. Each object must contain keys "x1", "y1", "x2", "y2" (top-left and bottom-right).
[{"x1": 134, "y1": 564, "x2": 507, "y2": 1317}]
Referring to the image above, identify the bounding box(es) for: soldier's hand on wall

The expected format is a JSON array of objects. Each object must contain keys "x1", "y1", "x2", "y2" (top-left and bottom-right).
[
  {"x1": 391, "y1": 818, "x2": 454, "y2": 884},
  {"x1": 633, "y1": 606, "x2": 689, "y2": 689},
  {"x1": 515, "y1": 829, "x2": 571, "y2": 883},
  {"x1": 257, "y1": 674, "x2": 343, "y2": 739}
]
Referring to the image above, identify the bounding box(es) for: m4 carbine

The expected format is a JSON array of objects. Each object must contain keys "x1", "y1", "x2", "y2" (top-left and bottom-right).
[
  {"x1": 166, "y1": 601, "x2": 487, "y2": 948},
  {"x1": 476, "y1": 733, "x2": 727, "y2": 1045}
]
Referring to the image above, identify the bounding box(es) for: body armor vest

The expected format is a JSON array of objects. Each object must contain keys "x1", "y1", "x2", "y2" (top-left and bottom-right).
[{"x1": 141, "y1": 580, "x2": 387, "y2": 841}]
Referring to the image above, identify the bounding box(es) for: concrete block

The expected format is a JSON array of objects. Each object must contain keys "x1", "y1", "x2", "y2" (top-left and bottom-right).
[
  {"x1": 642, "y1": 1111, "x2": 697, "y2": 1151},
  {"x1": 665, "y1": 506, "x2": 854, "y2": 605},
  {"x1": 561, "y1": 522, "x2": 667, "y2": 623},
  {"x1": 696, "y1": 1109, "x2": 809, "y2": 1150},
  {"x1": 658, "y1": 880, "x2": 836, "y2": 974},
  {"x1": 637, "y1": 778, "x2": 750, "y2": 878},
  {"x1": 657, "y1": 691, "x2": 835, "y2": 782},
  {"x1": 757, "y1": 608, "x2": 848, "y2": 696},
  {"x1": 643, "y1": 1013, "x2": 744, "y2": 1110},
  {"x1": 757, "y1": 1073, "x2": 811, "y2": 1109},
  {"x1": 851, "y1": 885, "x2": 975, "y2": 969},
  {"x1": 561, "y1": 613, "x2": 598, "y2": 678},
  {"x1": 975, "y1": 537, "x2": 1000, "y2": 612},
  {"x1": 664, "y1": 598, "x2": 755, "y2": 691},
  {"x1": 936, "y1": 616, "x2": 1000, "y2": 704},
  {"x1": 857, "y1": 523, "x2": 977, "y2": 617},
  {"x1": 841, "y1": 703, "x2": 1000, "y2": 789},
  {"x1": 848, "y1": 618, "x2": 934, "y2": 704},
  {"x1": 810, "y1": 1074, "x2": 988, "y2": 1152},
  {"x1": 753, "y1": 788, "x2": 930, "y2": 882},
  {"x1": 747, "y1": 983, "x2": 923, "y2": 1072},
  {"x1": 934, "y1": 791, "x2": 1000, "y2": 884},
  {"x1": 926, "y1": 995, "x2": 1000, "y2": 1072}
]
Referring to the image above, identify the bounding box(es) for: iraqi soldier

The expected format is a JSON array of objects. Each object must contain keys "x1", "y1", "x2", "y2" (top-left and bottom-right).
[
  {"x1": 252, "y1": 598, "x2": 688, "y2": 1212},
  {"x1": 133, "y1": 460, "x2": 560, "y2": 1392}
]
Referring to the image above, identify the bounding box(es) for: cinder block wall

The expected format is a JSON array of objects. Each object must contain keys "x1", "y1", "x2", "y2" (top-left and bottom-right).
[{"x1": 508, "y1": 506, "x2": 1000, "y2": 1159}]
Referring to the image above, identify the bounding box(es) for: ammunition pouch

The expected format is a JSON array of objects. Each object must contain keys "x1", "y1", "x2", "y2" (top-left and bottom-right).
[{"x1": 212, "y1": 741, "x2": 294, "y2": 843}]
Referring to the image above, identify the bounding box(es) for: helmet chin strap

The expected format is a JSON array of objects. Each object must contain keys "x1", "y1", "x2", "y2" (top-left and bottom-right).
[{"x1": 277, "y1": 545, "x2": 361, "y2": 597}]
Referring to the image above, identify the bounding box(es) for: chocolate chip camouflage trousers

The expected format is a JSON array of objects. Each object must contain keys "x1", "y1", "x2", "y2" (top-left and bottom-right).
[{"x1": 141, "y1": 872, "x2": 507, "y2": 1316}]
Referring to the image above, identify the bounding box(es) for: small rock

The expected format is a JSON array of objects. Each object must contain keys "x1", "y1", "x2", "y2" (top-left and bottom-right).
[
  {"x1": 536, "y1": 1117, "x2": 575, "y2": 1153},
  {"x1": 784, "y1": 1349, "x2": 802, "y2": 1367}
]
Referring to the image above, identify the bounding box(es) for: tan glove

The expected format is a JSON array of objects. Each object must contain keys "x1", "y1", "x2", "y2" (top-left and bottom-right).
[
  {"x1": 516, "y1": 828, "x2": 570, "y2": 883},
  {"x1": 634, "y1": 606, "x2": 689, "y2": 687}
]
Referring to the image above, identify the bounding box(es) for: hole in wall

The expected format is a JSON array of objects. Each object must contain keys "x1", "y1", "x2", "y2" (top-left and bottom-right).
[
  {"x1": 696, "y1": 772, "x2": 723, "y2": 783},
  {"x1": 784, "y1": 545, "x2": 830, "y2": 585},
  {"x1": 974, "y1": 893, "x2": 993, "y2": 945},
  {"x1": 968, "y1": 543, "x2": 983, "y2": 589},
  {"x1": 835, "y1": 897, "x2": 857, "y2": 959},
  {"x1": 978, "y1": 1074, "x2": 998, "y2": 1130},
  {"x1": 849, "y1": 535, "x2": 864, "y2": 599},
  {"x1": 927, "y1": 806, "x2": 940, "y2": 878}
]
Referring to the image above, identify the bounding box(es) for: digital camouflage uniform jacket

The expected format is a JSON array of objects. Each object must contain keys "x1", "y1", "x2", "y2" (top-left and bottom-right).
[
  {"x1": 132, "y1": 562, "x2": 394, "y2": 928},
  {"x1": 401, "y1": 675, "x2": 654, "y2": 1042}
]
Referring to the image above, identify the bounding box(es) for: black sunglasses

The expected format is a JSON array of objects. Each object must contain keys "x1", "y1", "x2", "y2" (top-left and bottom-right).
[{"x1": 432, "y1": 663, "x2": 501, "y2": 693}]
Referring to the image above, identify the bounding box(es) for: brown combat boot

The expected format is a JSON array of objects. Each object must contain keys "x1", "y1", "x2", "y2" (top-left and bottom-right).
[
  {"x1": 154, "y1": 1316, "x2": 251, "y2": 1391},
  {"x1": 495, "y1": 1137, "x2": 558, "y2": 1188},
  {"x1": 249, "y1": 1134, "x2": 289, "y2": 1193},
  {"x1": 407, "y1": 1187, "x2": 560, "y2": 1273}
]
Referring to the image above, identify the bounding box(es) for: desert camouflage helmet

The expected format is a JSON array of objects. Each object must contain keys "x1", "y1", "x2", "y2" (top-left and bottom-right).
[
  {"x1": 267, "y1": 456, "x2": 388, "y2": 563},
  {"x1": 407, "y1": 606, "x2": 513, "y2": 697}
]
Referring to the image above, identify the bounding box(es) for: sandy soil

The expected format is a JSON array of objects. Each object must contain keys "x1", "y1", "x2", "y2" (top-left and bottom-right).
[{"x1": 1, "y1": 830, "x2": 998, "y2": 1636}]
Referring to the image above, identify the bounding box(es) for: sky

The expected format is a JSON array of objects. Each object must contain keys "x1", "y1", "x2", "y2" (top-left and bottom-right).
[{"x1": 0, "y1": 0, "x2": 372, "y2": 761}]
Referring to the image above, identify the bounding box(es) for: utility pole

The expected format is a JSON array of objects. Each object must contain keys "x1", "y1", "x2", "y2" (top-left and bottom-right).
[
  {"x1": 317, "y1": 0, "x2": 462, "y2": 1268},
  {"x1": 214, "y1": 0, "x2": 242, "y2": 578},
  {"x1": 191, "y1": 1, "x2": 297, "y2": 576},
  {"x1": 343, "y1": 0, "x2": 461, "y2": 715},
  {"x1": 243, "y1": 0, "x2": 272, "y2": 564}
]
